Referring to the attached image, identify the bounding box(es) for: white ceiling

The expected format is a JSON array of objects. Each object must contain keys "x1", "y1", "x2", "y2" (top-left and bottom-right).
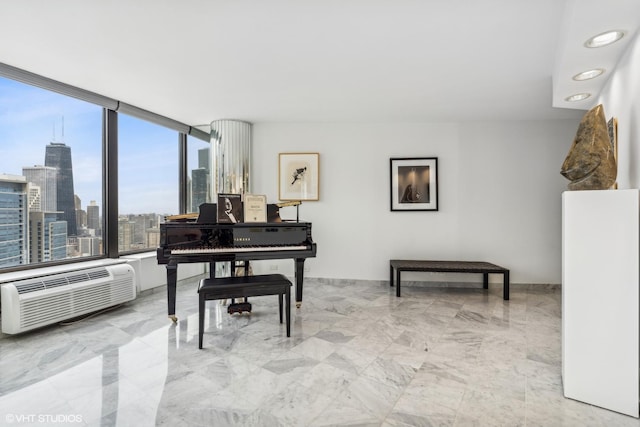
[{"x1": 0, "y1": 0, "x2": 638, "y2": 128}]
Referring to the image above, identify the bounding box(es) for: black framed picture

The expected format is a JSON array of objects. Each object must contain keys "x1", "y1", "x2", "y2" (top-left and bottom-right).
[{"x1": 390, "y1": 157, "x2": 438, "y2": 211}]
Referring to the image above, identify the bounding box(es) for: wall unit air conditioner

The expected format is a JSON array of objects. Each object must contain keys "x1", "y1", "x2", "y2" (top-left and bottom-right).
[{"x1": 1, "y1": 260, "x2": 136, "y2": 334}]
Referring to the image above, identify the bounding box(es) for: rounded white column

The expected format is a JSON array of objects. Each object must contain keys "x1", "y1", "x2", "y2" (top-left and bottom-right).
[
  {"x1": 209, "y1": 119, "x2": 252, "y2": 278},
  {"x1": 210, "y1": 120, "x2": 252, "y2": 200}
]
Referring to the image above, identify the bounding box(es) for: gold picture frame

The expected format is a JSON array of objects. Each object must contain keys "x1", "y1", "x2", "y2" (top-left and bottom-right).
[{"x1": 278, "y1": 152, "x2": 320, "y2": 201}]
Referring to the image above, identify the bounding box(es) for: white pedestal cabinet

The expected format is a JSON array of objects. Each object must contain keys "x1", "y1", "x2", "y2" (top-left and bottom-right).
[{"x1": 562, "y1": 189, "x2": 639, "y2": 417}]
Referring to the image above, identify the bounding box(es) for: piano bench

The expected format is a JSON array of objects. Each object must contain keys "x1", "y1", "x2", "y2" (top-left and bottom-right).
[{"x1": 198, "y1": 274, "x2": 292, "y2": 349}]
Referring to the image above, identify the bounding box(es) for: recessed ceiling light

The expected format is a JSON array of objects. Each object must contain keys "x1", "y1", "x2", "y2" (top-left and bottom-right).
[
  {"x1": 572, "y1": 68, "x2": 605, "y2": 81},
  {"x1": 565, "y1": 93, "x2": 591, "y2": 102},
  {"x1": 584, "y1": 30, "x2": 625, "y2": 48}
]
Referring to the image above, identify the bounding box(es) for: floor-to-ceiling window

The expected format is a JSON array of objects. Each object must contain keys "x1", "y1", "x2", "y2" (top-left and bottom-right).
[
  {"x1": 0, "y1": 65, "x2": 210, "y2": 272},
  {"x1": 118, "y1": 114, "x2": 179, "y2": 253},
  {"x1": 187, "y1": 134, "x2": 211, "y2": 215},
  {"x1": 0, "y1": 76, "x2": 103, "y2": 267}
]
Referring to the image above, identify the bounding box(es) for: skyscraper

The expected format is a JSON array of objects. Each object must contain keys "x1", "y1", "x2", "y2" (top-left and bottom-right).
[
  {"x1": 29, "y1": 211, "x2": 67, "y2": 262},
  {"x1": 191, "y1": 147, "x2": 210, "y2": 212},
  {"x1": 74, "y1": 194, "x2": 86, "y2": 232},
  {"x1": 22, "y1": 165, "x2": 57, "y2": 212},
  {"x1": 45, "y1": 142, "x2": 77, "y2": 236},
  {"x1": 27, "y1": 184, "x2": 42, "y2": 211},
  {"x1": 191, "y1": 168, "x2": 208, "y2": 213},
  {"x1": 118, "y1": 218, "x2": 135, "y2": 252},
  {"x1": 0, "y1": 174, "x2": 29, "y2": 267},
  {"x1": 87, "y1": 200, "x2": 100, "y2": 235},
  {"x1": 198, "y1": 147, "x2": 209, "y2": 169}
]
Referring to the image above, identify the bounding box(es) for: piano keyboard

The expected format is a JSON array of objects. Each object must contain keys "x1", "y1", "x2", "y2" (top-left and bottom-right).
[{"x1": 171, "y1": 245, "x2": 309, "y2": 254}]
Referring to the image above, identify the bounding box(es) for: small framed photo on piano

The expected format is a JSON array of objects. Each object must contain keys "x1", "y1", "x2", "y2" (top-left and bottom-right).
[
  {"x1": 279, "y1": 152, "x2": 320, "y2": 201},
  {"x1": 217, "y1": 193, "x2": 243, "y2": 223},
  {"x1": 390, "y1": 157, "x2": 438, "y2": 211}
]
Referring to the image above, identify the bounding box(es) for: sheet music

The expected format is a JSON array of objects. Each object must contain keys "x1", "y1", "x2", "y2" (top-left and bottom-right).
[{"x1": 244, "y1": 194, "x2": 267, "y2": 222}]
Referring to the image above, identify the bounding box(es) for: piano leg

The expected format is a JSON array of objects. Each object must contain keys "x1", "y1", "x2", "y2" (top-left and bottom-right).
[
  {"x1": 295, "y1": 258, "x2": 305, "y2": 308},
  {"x1": 167, "y1": 262, "x2": 178, "y2": 323}
]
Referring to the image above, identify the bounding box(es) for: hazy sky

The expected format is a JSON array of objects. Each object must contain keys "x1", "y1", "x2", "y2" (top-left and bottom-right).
[{"x1": 0, "y1": 77, "x2": 208, "y2": 214}]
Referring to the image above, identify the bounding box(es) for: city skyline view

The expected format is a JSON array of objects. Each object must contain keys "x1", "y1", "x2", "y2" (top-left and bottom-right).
[{"x1": 0, "y1": 76, "x2": 195, "y2": 215}]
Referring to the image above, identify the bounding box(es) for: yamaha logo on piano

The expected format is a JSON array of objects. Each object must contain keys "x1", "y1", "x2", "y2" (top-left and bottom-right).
[{"x1": 234, "y1": 237, "x2": 251, "y2": 242}]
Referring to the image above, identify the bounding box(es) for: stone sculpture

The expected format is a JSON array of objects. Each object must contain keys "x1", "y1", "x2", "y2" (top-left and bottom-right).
[{"x1": 560, "y1": 104, "x2": 617, "y2": 190}]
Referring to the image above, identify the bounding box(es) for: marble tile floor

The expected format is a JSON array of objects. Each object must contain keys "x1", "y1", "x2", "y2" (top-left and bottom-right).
[{"x1": 0, "y1": 276, "x2": 638, "y2": 427}]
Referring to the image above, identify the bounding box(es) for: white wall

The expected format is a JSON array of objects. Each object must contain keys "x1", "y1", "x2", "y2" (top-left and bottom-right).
[
  {"x1": 250, "y1": 120, "x2": 578, "y2": 284},
  {"x1": 597, "y1": 31, "x2": 640, "y2": 189}
]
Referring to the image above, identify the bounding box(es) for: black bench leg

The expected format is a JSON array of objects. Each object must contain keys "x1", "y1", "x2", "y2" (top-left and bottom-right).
[
  {"x1": 278, "y1": 293, "x2": 283, "y2": 324},
  {"x1": 483, "y1": 273, "x2": 489, "y2": 289},
  {"x1": 199, "y1": 294, "x2": 205, "y2": 349},
  {"x1": 285, "y1": 286, "x2": 291, "y2": 337},
  {"x1": 503, "y1": 271, "x2": 510, "y2": 300},
  {"x1": 396, "y1": 269, "x2": 402, "y2": 297}
]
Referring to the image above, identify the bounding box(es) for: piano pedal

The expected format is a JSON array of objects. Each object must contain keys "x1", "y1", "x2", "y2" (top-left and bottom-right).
[
  {"x1": 220, "y1": 297, "x2": 246, "y2": 306},
  {"x1": 228, "y1": 302, "x2": 252, "y2": 315}
]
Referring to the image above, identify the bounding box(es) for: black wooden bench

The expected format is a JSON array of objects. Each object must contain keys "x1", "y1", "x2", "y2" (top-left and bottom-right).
[
  {"x1": 198, "y1": 274, "x2": 292, "y2": 349},
  {"x1": 389, "y1": 260, "x2": 510, "y2": 300}
]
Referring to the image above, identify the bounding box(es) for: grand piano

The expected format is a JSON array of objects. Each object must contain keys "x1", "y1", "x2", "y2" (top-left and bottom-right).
[{"x1": 157, "y1": 202, "x2": 316, "y2": 321}]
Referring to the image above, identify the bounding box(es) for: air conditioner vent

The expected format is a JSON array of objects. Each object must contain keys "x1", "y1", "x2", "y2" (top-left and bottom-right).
[
  {"x1": 1, "y1": 263, "x2": 136, "y2": 334},
  {"x1": 66, "y1": 272, "x2": 90, "y2": 284},
  {"x1": 14, "y1": 282, "x2": 46, "y2": 294},
  {"x1": 42, "y1": 276, "x2": 70, "y2": 289},
  {"x1": 87, "y1": 269, "x2": 110, "y2": 280}
]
